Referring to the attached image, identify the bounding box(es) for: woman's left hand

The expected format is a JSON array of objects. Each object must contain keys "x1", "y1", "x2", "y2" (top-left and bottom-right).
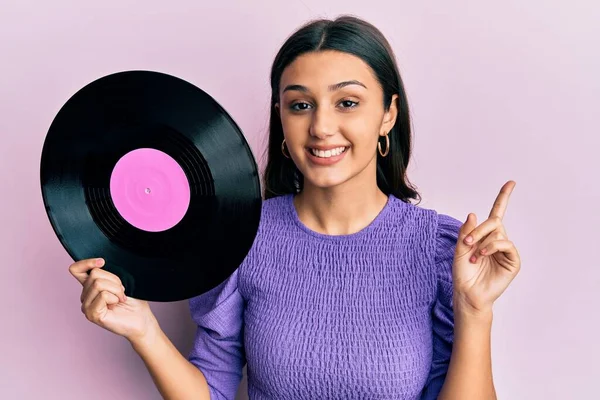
[{"x1": 452, "y1": 180, "x2": 521, "y2": 316}]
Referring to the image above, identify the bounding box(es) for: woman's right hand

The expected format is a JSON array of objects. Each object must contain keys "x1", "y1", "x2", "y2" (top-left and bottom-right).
[{"x1": 69, "y1": 258, "x2": 159, "y2": 345}]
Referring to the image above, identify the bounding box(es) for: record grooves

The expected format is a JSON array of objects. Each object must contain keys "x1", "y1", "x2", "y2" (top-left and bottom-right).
[{"x1": 40, "y1": 70, "x2": 262, "y2": 302}]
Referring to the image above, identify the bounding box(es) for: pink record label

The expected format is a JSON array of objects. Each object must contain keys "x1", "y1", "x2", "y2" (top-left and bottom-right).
[{"x1": 109, "y1": 148, "x2": 191, "y2": 232}]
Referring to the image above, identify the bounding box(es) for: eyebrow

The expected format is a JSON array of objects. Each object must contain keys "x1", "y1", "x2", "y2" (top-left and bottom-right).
[{"x1": 282, "y1": 80, "x2": 367, "y2": 94}]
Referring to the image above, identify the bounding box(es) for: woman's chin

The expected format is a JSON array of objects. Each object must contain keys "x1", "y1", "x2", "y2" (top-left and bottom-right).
[{"x1": 303, "y1": 173, "x2": 350, "y2": 190}]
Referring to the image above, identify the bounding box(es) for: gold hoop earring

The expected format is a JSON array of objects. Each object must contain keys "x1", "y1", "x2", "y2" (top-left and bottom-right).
[
  {"x1": 281, "y1": 139, "x2": 291, "y2": 159},
  {"x1": 378, "y1": 133, "x2": 390, "y2": 157}
]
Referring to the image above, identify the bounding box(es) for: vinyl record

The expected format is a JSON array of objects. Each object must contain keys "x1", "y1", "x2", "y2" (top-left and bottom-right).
[{"x1": 40, "y1": 70, "x2": 262, "y2": 302}]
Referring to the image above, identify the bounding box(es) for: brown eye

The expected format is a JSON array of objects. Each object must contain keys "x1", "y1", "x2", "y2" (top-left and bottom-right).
[
  {"x1": 339, "y1": 100, "x2": 358, "y2": 109},
  {"x1": 290, "y1": 102, "x2": 312, "y2": 111}
]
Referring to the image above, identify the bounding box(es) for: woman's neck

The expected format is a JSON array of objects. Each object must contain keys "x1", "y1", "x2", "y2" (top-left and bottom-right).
[{"x1": 293, "y1": 180, "x2": 389, "y2": 236}]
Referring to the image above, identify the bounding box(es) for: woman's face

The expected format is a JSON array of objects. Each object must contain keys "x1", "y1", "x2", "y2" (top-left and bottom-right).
[{"x1": 276, "y1": 50, "x2": 398, "y2": 191}]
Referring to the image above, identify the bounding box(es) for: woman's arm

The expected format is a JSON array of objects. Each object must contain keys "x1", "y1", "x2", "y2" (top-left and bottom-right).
[
  {"x1": 439, "y1": 181, "x2": 521, "y2": 399},
  {"x1": 437, "y1": 294, "x2": 496, "y2": 400},
  {"x1": 131, "y1": 327, "x2": 211, "y2": 400}
]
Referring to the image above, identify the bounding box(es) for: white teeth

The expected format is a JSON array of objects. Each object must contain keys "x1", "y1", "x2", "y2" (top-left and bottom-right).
[{"x1": 310, "y1": 147, "x2": 346, "y2": 158}]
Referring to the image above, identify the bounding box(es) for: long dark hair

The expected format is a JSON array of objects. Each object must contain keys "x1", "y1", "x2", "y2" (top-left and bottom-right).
[{"x1": 261, "y1": 15, "x2": 421, "y2": 204}]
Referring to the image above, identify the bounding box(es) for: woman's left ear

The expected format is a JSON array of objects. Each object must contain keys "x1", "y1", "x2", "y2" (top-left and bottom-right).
[{"x1": 381, "y1": 94, "x2": 399, "y2": 135}]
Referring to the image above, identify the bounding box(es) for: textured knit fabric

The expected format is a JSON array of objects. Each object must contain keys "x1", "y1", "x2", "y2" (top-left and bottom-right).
[{"x1": 187, "y1": 193, "x2": 462, "y2": 400}]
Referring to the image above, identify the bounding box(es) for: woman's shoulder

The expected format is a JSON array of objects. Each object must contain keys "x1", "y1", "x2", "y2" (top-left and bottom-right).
[
  {"x1": 242, "y1": 194, "x2": 295, "y2": 249},
  {"x1": 256, "y1": 194, "x2": 293, "y2": 228},
  {"x1": 389, "y1": 195, "x2": 462, "y2": 246},
  {"x1": 392, "y1": 195, "x2": 461, "y2": 228},
  {"x1": 261, "y1": 194, "x2": 291, "y2": 212},
  {"x1": 386, "y1": 194, "x2": 438, "y2": 230}
]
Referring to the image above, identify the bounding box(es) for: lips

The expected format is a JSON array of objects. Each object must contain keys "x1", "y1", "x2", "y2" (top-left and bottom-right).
[
  {"x1": 308, "y1": 146, "x2": 348, "y2": 158},
  {"x1": 304, "y1": 146, "x2": 349, "y2": 166}
]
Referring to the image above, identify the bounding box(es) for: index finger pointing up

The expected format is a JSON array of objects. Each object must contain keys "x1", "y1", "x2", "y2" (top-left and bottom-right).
[
  {"x1": 68, "y1": 258, "x2": 105, "y2": 285},
  {"x1": 489, "y1": 180, "x2": 516, "y2": 220}
]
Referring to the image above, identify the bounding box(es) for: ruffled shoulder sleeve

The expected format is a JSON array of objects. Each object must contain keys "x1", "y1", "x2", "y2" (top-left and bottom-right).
[
  {"x1": 421, "y1": 213, "x2": 463, "y2": 399},
  {"x1": 187, "y1": 268, "x2": 246, "y2": 400}
]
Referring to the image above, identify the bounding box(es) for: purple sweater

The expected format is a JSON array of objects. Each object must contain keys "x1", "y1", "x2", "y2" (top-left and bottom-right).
[{"x1": 187, "y1": 193, "x2": 462, "y2": 399}]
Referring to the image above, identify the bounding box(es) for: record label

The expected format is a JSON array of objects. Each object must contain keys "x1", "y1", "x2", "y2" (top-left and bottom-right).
[{"x1": 109, "y1": 148, "x2": 191, "y2": 232}]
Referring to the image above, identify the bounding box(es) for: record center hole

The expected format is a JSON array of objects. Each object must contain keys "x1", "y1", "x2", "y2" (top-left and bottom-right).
[{"x1": 145, "y1": 188, "x2": 151, "y2": 194}]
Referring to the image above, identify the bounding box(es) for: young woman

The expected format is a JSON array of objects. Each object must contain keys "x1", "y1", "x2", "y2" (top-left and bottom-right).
[{"x1": 69, "y1": 15, "x2": 521, "y2": 400}]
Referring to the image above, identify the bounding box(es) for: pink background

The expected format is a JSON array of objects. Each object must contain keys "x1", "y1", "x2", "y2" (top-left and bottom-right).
[{"x1": 1, "y1": 1, "x2": 598, "y2": 399}]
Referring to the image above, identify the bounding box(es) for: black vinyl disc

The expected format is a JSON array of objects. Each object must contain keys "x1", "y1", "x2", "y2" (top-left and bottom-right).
[{"x1": 40, "y1": 70, "x2": 262, "y2": 302}]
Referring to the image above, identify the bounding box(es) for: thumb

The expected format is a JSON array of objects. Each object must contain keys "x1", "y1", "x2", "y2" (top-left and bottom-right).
[{"x1": 455, "y1": 213, "x2": 477, "y2": 256}]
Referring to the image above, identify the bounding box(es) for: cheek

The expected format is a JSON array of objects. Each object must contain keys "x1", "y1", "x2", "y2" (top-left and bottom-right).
[
  {"x1": 343, "y1": 113, "x2": 381, "y2": 145},
  {"x1": 281, "y1": 115, "x2": 309, "y2": 142},
  {"x1": 345, "y1": 126, "x2": 380, "y2": 154}
]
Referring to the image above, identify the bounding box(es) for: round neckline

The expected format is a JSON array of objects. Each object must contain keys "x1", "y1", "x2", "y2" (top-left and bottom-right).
[{"x1": 285, "y1": 193, "x2": 398, "y2": 241}]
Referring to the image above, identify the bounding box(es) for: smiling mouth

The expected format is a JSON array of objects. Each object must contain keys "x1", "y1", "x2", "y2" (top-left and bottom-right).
[{"x1": 307, "y1": 146, "x2": 349, "y2": 158}]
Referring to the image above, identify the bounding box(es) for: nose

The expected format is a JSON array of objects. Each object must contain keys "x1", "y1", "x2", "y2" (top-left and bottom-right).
[{"x1": 309, "y1": 106, "x2": 336, "y2": 139}]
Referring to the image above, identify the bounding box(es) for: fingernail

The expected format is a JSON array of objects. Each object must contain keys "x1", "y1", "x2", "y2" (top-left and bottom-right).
[
  {"x1": 95, "y1": 258, "x2": 104, "y2": 266},
  {"x1": 465, "y1": 236, "x2": 473, "y2": 244},
  {"x1": 470, "y1": 255, "x2": 477, "y2": 263}
]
